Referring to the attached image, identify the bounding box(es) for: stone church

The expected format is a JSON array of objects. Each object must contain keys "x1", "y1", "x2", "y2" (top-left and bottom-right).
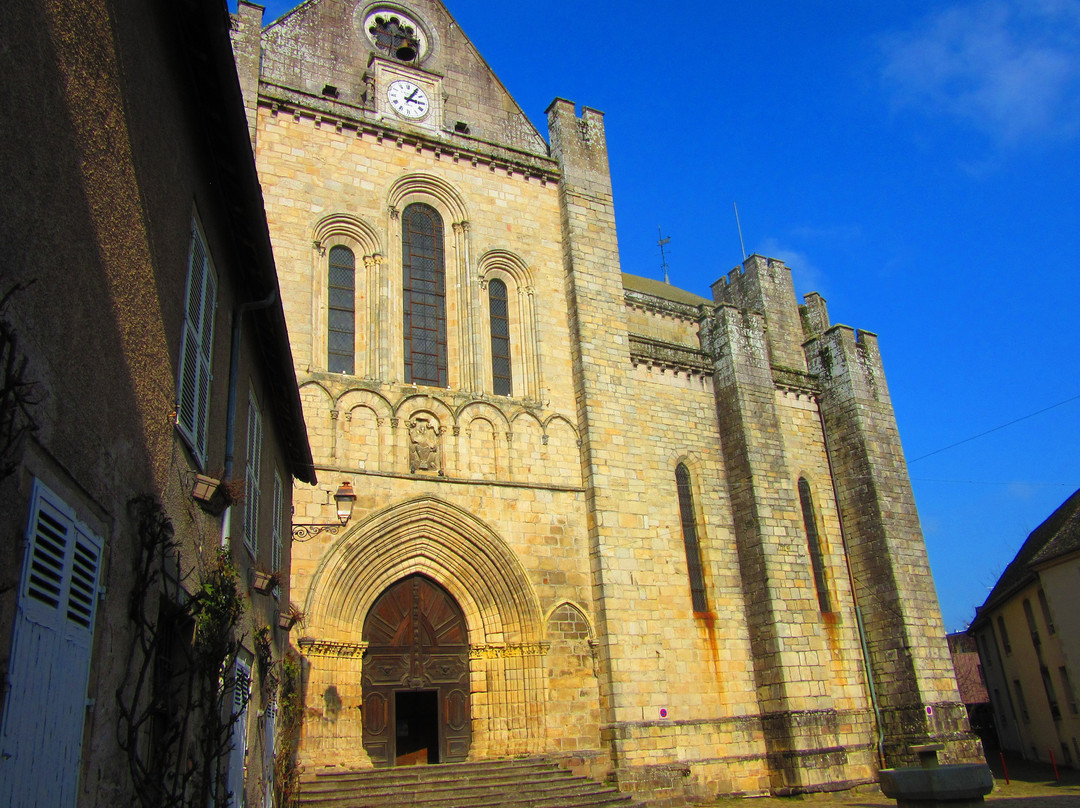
[{"x1": 231, "y1": 0, "x2": 977, "y2": 799}]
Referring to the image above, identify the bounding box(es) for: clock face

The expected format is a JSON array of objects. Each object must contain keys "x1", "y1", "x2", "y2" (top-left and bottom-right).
[{"x1": 387, "y1": 80, "x2": 430, "y2": 119}]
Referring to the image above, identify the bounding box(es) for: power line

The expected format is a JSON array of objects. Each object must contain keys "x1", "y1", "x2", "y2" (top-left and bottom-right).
[
  {"x1": 909, "y1": 392, "x2": 1080, "y2": 463},
  {"x1": 910, "y1": 478, "x2": 1072, "y2": 487}
]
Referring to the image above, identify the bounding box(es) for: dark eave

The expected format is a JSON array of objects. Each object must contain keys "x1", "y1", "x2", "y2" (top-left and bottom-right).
[
  {"x1": 173, "y1": 0, "x2": 316, "y2": 484},
  {"x1": 971, "y1": 487, "x2": 1080, "y2": 628}
]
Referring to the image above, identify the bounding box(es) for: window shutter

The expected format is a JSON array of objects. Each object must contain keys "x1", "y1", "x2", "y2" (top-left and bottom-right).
[
  {"x1": 0, "y1": 481, "x2": 102, "y2": 807},
  {"x1": 176, "y1": 220, "x2": 216, "y2": 464},
  {"x1": 227, "y1": 658, "x2": 251, "y2": 807},
  {"x1": 263, "y1": 698, "x2": 277, "y2": 805},
  {"x1": 66, "y1": 526, "x2": 102, "y2": 630},
  {"x1": 244, "y1": 395, "x2": 262, "y2": 555},
  {"x1": 272, "y1": 472, "x2": 283, "y2": 575},
  {"x1": 23, "y1": 497, "x2": 71, "y2": 616},
  {"x1": 195, "y1": 268, "x2": 216, "y2": 457}
]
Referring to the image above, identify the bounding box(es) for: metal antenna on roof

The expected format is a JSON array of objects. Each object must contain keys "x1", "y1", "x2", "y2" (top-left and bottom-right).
[
  {"x1": 657, "y1": 227, "x2": 671, "y2": 284},
  {"x1": 734, "y1": 202, "x2": 747, "y2": 261}
]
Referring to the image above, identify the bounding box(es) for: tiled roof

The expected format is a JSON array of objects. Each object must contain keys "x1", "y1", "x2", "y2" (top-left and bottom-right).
[
  {"x1": 622, "y1": 273, "x2": 712, "y2": 308},
  {"x1": 974, "y1": 488, "x2": 1080, "y2": 623}
]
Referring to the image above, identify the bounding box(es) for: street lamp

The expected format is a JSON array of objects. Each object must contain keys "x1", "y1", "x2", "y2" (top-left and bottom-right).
[{"x1": 292, "y1": 482, "x2": 357, "y2": 540}]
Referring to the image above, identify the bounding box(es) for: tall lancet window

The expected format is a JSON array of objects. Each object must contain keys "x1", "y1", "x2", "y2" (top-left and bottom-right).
[
  {"x1": 327, "y1": 245, "x2": 355, "y2": 374},
  {"x1": 402, "y1": 203, "x2": 447, "y2": 387},
  {"x1": 675, "y1": 463, "x2": 708, "y2": 612},
  {"x1": 798, "y1": 478, "x2": 832, "y2": 612},
  {"x1": 489, "y1": 279, "x2": 512, "y2": 396}
]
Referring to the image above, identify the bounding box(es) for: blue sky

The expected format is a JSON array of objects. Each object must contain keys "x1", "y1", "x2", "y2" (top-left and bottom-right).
[{"x1": 249, "y1": 0, "x2": 1080, "y2": 632}]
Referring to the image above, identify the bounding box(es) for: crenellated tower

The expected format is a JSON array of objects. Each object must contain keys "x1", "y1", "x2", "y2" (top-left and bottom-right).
[{"x1": 804, "y1": 312, "x2": 980, "y2": 765}]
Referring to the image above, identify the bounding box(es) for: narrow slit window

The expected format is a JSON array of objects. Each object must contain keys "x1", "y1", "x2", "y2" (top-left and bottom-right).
[
  {"x1": 798, "y1": 478, "x2": 832, "y2": 612},
  {"x1": 489, "y1": 278, "x2": 512, "y2": 396},
  {"x1": 1023, "y1": 598, "x2": 1041, "y2": 648},
  {"x1": 328, "y1": 245, "x2": 355, "y2": 374},
  {"x1": 675, "y1": 463, "x2": 708, "y2": 612},
  {"x1": 1038, "y1": 589, "x2": 1055, "y2": 634},
  {"x1": 998, "y1": 615, "x2": 1012, "y2": 655},
  {"x1": 402, "y1": 203, "x2": 447, "y2": 387}
]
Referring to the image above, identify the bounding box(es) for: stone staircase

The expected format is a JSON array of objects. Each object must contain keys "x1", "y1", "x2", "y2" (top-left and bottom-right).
[{"x1": 296, "y1": 757, "x2": 644, "y2": 808}]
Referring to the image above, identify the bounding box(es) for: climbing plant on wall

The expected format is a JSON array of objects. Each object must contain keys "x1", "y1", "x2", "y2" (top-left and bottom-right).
[{"x1": 116, "y1": 496, "x2": 250, "y2": 807}]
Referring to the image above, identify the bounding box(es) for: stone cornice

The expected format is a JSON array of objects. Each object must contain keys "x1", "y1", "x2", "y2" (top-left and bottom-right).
[
  {"x1": 772, "y1": 366, "x2": 820, "y2": 395},
  {"x1": 625, "y1": 289, "x2": 709, "y2": 323},
  {"x1": 257, "y1": 82, "x2": 560, "y2": 183},
  {"x1": 628, "y1": 334, "x2": 712, "y2": 376}
]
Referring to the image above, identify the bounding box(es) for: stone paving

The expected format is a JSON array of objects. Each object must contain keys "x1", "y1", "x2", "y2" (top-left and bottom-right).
[{"x1": 701, "y1": 757, "x2": 1080, "y2": 808}]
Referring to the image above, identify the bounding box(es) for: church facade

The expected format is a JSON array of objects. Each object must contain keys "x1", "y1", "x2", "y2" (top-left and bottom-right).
[{"x1": 231, "y1": 0, "x2": 977, "y2": 799}]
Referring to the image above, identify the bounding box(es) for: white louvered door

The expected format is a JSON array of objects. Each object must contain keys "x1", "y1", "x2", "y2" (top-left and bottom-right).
[
  {"x1": 227, "y1": 657, "x2": 251, "y2": 807},
  {"x1": 0, "y1": 480, "x2": 102, "y2": 807}
]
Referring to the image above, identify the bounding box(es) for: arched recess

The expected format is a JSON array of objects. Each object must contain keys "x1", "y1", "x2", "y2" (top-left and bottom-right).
[
  {"x1": 336, "y1": 388, "x2": 393, "y2": 472},
  {"x1": 395, "y1": 393, "x2": 457, "y2": 476},
  {"x1": 386, "y1": 174, "x2": 474, "y2": 389},
  {"x1": 299, "y1": 381, "x2": 336, "y2": 466},
  {"x1": 458, "y1": 401, "x2": 511, "y2": 480},
  {"x1": 510, "y1": 410, "x2": 544, "y2": 483},
  {"x1": 477, "y1": 250, "x2": 541, "y2": 400},
  {"x1": 544, "y1": 601, "x2": 593, "y2": 641},
  {"x1": 542, "y1": 414, "x2": 581, "y2": 487},
  {"x1": 305, "y1": 496, "x2": 541, "y2": 645},
  {"x1": 542, "y1": 601, "x2": 601, "y2": 751},
  {"x1": 311, "y1": 214, "x2": 384, "y2": 377}
]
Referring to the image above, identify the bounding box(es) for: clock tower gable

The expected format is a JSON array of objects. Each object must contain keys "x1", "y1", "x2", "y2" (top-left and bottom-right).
[{"x1": 252, "y1": 0, "x2": 547, "y2": 155}]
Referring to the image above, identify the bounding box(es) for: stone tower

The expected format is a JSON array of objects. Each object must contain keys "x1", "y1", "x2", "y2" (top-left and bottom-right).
[{"x1": 230, "y1": 0, "x2": 977, "y2": 800}]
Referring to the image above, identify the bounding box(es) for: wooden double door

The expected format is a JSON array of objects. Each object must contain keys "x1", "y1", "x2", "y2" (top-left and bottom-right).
[{"x1": 362, "y1": 574, "x2": 471, "y2": 766}]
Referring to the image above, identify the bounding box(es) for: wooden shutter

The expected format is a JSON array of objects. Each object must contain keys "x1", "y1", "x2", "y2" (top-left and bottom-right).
[
  {"x1": 263, "y1": 699, "x2": 277, "y2": 806},
  {"x1": 227, "y1": 658, "x2": 251, "y2": 807},
  {"x1": 0, "y1": 481, "x2": 102, "y2": 807},
  {"x1": 177, "y1": 219, "x2": 216, "y2": 464},
  {"x1": 243, "y1": 395, "x2": 262, "y2": 555},
  {"x1": 271, "y1": 472, "x2": 283, "y2": 572}
]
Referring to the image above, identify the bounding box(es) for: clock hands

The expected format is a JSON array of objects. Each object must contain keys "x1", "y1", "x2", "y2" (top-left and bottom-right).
[{"x1": 388, "y1": 81, "x2": 428, "y2": 117}]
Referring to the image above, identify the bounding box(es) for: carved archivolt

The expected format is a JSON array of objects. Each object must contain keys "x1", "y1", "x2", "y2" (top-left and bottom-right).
[
  {"x1": 386, "y1": 172, "x2": 469, "y2": 224},
  {"x1": 303, "y1": 496, "x2": 541, "y2": 646},
  {"x1": 312, "y1": 212, "x2": 382, "y2": 257}
]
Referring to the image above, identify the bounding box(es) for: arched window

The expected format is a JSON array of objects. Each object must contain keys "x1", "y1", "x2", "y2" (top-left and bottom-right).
[
  {"x1": 327, "y1": 245, "x2": 355, "y2": 374},
  {"x1": 402, "y1": 203, "x2": 446, "y2": 387},
  {"x1": 489, "y1": 279, "x2": 512, "y2": 396},
  {"x1": 675, "y1": 463, "x2": 708, "y2": 612},
  {"x1": 798, "y1": 478, "x2": 832, "y2": 612}
]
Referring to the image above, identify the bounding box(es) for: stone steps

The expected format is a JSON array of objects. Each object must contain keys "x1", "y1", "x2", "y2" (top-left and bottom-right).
[{"x1": 297, "y1": 757, "x2": 642, "y2": 808}]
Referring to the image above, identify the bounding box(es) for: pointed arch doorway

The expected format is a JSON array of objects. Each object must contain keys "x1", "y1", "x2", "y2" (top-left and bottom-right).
[{"x1": 362, "y1": 574, "x2": 471, "y2": 766}]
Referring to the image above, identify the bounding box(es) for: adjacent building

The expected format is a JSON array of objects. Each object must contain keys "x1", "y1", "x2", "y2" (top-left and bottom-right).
[
  {"x1": 0, "y1": 0, "x2": 313, "y2": 805},
  {"x1": 970, "y1": 489, "x2": 1080, "y2": 768},
  {"x1": 231, "y1": 0, "x2": 978, "y2": 801},
  {"x1": 947, "y1": 632, "x2": 995, "y2": 750}
]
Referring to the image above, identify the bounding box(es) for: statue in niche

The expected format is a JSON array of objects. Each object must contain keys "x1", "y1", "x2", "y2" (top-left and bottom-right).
[{"x1": 408, "y1": 416, "x2": 440, "y2": 473}]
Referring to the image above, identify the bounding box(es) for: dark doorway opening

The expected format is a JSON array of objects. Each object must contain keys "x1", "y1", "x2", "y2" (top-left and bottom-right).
[{"x1": 395, "y1": 690, "x2": 439, "y2": 765}]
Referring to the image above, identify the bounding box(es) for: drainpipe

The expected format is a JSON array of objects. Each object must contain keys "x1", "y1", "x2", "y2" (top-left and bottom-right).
[
  {"x1": 817, "y1": 404, "x2": 887, "y2": 769},
  {"x1": 220, "y1": 288, "x2": 278, "y2": 548}
]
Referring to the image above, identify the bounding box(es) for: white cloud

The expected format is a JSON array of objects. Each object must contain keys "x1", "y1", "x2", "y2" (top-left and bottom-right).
[
  {"x1": 758, "y1": 238, "x2": 827, "y2": 296},
  {"x1": 881, "y1": 0, "x2": 1080, "y2": 145}
]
